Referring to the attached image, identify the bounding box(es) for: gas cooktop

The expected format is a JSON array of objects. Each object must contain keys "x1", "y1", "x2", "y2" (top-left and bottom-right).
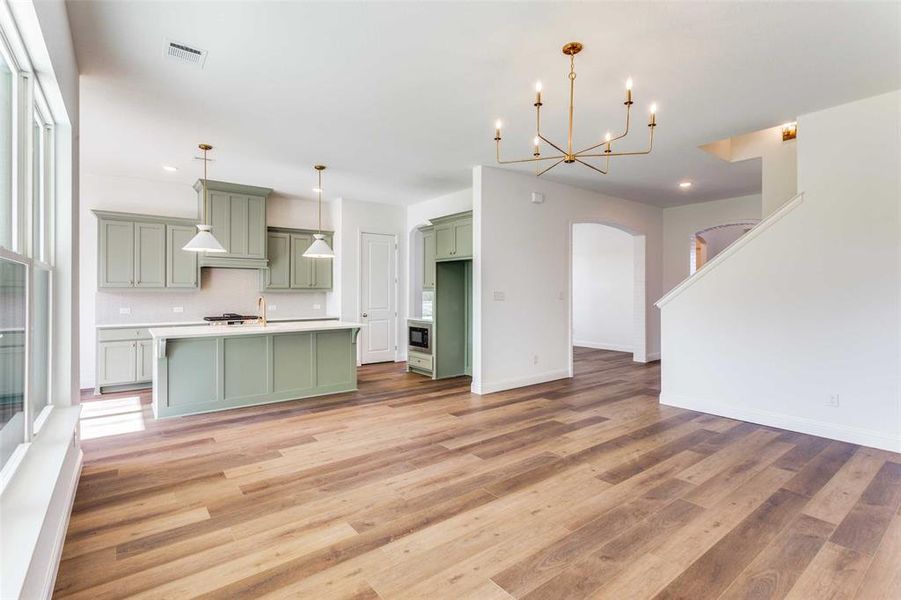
[{"x1": 203, "y1": 313, "x2": 259, "y2": 325}]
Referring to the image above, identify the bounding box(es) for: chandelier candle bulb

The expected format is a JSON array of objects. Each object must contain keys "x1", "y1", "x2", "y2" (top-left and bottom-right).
[
  {"x1": 626, "y1": 77, "x2": 633, "y2": 104},
  {"x1": 495, "y1": 119, "x2": 502, "y2": 141},
  {"x1": 535, "y1": 81, "x2": 543, "y2": 106},
  {"x1": 649, "y1": 103, "x2": 657, "y2": 126},
  {"x1": 533, "y1": 136, "x2": 540, "y2": 157}
]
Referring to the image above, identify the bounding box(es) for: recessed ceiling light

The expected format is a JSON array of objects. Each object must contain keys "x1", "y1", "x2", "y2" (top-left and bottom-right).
[
  {"x1": 679, "y1": 181, "x2": 692, "y2": 189},
  {"x1": 162, "y1": 165, "x2": 178, "y2": 172}
]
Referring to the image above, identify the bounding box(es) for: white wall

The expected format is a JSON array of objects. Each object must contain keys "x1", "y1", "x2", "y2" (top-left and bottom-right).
[
  {"x1": 405, "y1": 188, "x2": 471, "y2": 319},
  {"x1": 572, "y1": 224, "x2": 635, "y2": 352},
  {"x1": 334, "y1": 197, "x2": 407, "y2": 362},
  {"x1": 473, "y1": 166, "x2": 663, "y2": 394},
  {"x1": 658, "y1": 90, "x2": 901, "y2": 452},
  {"x1": 662, "y1": 194, "x2": 761, "y2": 292},
  {"x1": 79, "y1": 172, "x2": 335, "y2": 388},
  {"x1": 730, "y1": 127, "x2": 797, "y2": 218}
]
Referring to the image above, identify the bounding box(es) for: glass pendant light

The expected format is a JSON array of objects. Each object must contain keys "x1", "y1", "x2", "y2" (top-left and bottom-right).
[
  {"x1": 183, "y1": 143, "x2": 226, "y2": 253},
  {"x1": 303, "y1": 164, "x2": 334, "y2": 258}
]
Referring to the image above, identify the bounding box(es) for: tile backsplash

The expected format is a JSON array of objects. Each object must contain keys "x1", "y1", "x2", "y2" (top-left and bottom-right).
[{"x1": 95, "y1": 268, "x2": 330, "y2": 324}]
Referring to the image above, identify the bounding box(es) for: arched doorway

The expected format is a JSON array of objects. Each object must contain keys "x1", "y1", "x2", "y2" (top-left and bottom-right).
[
  {"x1": 568, "y1": 221, "x2": 647, "y2": 373},
  {"x1": 690, "y1": 221, "x2": 759, "y2": 274}
]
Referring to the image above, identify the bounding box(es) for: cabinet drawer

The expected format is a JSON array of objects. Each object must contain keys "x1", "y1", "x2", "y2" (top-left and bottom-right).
[
  {"x1": 98, "y1": 328, "x2": 151, "y2": 342},
  {"x1": 408, "y1": 353, "x2": 433, "y2": 371}
]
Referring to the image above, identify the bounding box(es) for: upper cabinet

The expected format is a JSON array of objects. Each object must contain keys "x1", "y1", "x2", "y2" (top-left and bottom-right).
[
  {"x1": 421, "y1": 226, "x2": 436, "y2": 289},
  {"x1": 96, "y1": 211, "x2": 199, "y2": 290},
  {"x1": 194, "y1": 179, "x2": 272, "y2": 269},
  {"x1": 432, "y1": 211, "x2": 473, "y2": 261},
  {"x1": 261, "y1": 227, "x2": 334, "y2": 291}
]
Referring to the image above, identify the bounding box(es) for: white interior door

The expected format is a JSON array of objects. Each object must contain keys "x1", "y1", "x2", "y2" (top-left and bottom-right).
[{"x1": 360, "y1": 232, "x2": 396, "y2": 364}]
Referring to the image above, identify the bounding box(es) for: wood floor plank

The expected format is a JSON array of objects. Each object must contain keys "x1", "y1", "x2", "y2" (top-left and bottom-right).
[
  {"x1": 719, "y1": 513, "x2": 835, "y2": 600},
  {"x1": 652, "y1": 487, "x2": 809, "y2": 599},
  {"x1": 784, "y1": 541, "x2": 872, "y2": 600},
  {"x1": 56, "y1": 349, "x2": 901, "y2": 600}
]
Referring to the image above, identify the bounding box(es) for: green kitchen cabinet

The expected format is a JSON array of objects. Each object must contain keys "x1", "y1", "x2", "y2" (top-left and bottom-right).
[
  {"x1": 98, "y1": 339, "x2": 137, "y2": 387},
  {"x1": 134, "y1": 222, "x2": 166, "y2": 288},
  {"x1": 422, "y1": 226, "x2": 436, "y2": 289},
  {"x1": 166, "y1": 225, "x2": 200, "y2": 288},
  {"x1": 137, "y1": 339, "x2": 154, "y2": 381},
  {"x1": 98, "y1": 218, "x2": 135, "y2": 288},
  {"x1": 153, "y1": 326, "x2": 359, "y2": 418},
  {"x1": 263, "y1": 228, "x2": 333, "y2": 291},
  {"x1": 432, "y1": 211, "x2": 473, "y2": 261},
  {"x1": 263, "y1": 231, "x2": 291, "y2": 289},
  {"x1": 290, "y1": 232, "x2": 314, "y2": 288},
  {"x1": 95, "y1": 211, "x2": 201, "y2": 291},
  {"x1": 195, "y1": 179, "x2": 272, "y2": 269},
  {"x1": 312, "y1": 249, "x2": 333, "y2": 289},
  {"x1": 453, "y1": 218, "x2": 473, "y2": 258}
]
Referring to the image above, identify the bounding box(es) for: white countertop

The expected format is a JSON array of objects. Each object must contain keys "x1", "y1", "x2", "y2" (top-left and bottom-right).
[
  {"x1": 149, "y1": 320, "x2": 363, "y2": 339},
  {"x1": 98, "y1": 317, "x2": 339, "y2": 329}
]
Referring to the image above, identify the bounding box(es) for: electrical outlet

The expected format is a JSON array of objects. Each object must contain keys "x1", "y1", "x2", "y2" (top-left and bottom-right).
[
  {"x1": 119, "y1": 307, "x2": 131, "y2": 315},
  {"x1": 313, "y1": 303, "x2": 321, "y2": 310},
  {"x1": 172, "y1": 306, "x2": 184, "y2": 313},
  {"x1": 827, "y1": 394, "x2": 840, "y2": 407},
  {"x1": 493, "y1": 291, "x2": 505, "y2": 301},
  {"x1": 269, "y1": 304, "x2": 277, "y2": 311}
]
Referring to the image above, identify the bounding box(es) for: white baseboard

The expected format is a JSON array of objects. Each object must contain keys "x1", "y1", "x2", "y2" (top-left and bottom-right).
[
  {"x1": 573, "y1": 340, "x2": 634, "y2": 353},
  {"x1": 472, "y1": 368, "x2": 571, "y2": 395},
  {"x1": 660, "y1": 393, "x2": 901, "y2": 453}
]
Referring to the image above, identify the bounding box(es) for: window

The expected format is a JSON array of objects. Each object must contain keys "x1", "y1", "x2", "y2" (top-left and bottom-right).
[
  {"x1": 0, "y1": 33, "x2": 56, "y2": 473},
  {"x1": 0, "y1": 54, "x2": 11, "y2": 250},
  {"x1": 0, "y1": 255, "x2": 26, "y2": 469}
]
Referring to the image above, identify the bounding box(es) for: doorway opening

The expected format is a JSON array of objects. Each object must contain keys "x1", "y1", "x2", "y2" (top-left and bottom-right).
[
  {"x1": 569, "y1": 222, "x2": 646, "y2": 370},
  {"x1": 690, "y1": 221, "x2": 758, "y2": 274}
]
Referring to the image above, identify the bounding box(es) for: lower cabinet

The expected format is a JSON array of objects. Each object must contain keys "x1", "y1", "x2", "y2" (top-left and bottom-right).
[
  {"x1": 156, "y1": 328, "x2": 358, "y2": 418},
  {"x1": 96, "y1": 328, "x2": 154, "y2": 392}
]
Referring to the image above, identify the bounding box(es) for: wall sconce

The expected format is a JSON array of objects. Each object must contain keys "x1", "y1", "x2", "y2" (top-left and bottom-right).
[{"x1": 782, "y1": 122, "x2": 797, "y2": 141}]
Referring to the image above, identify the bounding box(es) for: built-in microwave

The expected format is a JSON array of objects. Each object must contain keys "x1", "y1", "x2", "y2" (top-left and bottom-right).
[{"x1": 408, "y1": 322, "x2": 432, "y2": 355}]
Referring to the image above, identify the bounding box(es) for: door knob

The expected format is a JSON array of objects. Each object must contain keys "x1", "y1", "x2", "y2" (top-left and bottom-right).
[{"x1": 362, "y1": 312, "x2": 368, "y2": 318}]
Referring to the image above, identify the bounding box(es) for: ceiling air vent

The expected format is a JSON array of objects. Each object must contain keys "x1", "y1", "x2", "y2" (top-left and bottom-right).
[{"x1": 163, "y1": 38, "x2": 207, "y2": 68}]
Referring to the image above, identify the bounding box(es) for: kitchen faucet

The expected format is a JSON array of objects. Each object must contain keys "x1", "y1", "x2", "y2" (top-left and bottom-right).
[{"x1": 257, "y1": 296, "x2": 267, "y2": 326}]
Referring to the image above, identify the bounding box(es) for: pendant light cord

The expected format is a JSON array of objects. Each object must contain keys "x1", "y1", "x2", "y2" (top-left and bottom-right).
[{"x1": 318, "y1": 169, "x2": 322, "y2": 234}]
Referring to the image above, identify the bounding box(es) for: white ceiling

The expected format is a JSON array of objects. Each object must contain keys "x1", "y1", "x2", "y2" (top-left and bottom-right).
[{"x1": 67, "y1": 1, "x2": 901, "y2": 207}]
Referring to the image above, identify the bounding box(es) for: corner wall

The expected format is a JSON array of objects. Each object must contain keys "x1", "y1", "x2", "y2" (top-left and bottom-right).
[
  {"x1": 658, "y1": 90, "x2": 901, "y2": 452},
  {"x1": 473, "y1": 166, "x2": 663, "y2": 394}
]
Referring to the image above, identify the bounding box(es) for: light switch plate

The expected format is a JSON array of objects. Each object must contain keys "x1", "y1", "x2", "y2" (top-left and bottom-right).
[{"x1": 119, "y1": 307, "x2": 131, "y2": 315}]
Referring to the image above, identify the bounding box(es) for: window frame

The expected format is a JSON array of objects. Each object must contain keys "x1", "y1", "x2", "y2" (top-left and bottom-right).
[{"x1": 0, "y1": 21, "x2": 57, "y2": 478}]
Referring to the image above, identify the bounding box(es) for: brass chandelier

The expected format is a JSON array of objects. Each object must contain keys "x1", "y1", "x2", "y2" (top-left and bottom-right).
[{"x1": 494, "y1": 41, "x2": 657, "y2": 177}]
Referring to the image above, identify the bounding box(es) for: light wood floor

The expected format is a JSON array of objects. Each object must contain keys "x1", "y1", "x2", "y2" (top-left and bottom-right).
[{"x1": 56, "y1": 348, "x2": 901, "y2": 599}]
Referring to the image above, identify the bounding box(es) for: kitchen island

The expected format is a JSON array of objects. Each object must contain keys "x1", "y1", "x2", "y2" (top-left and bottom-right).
[{"x1": 149, "y1": 320, "x2": 362, "y2": 418}]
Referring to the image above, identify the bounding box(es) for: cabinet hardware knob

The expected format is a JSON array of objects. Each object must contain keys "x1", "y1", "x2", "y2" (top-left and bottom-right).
[{"x1": 362, "y1": 312, "x2": 368, "y2": 318}]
